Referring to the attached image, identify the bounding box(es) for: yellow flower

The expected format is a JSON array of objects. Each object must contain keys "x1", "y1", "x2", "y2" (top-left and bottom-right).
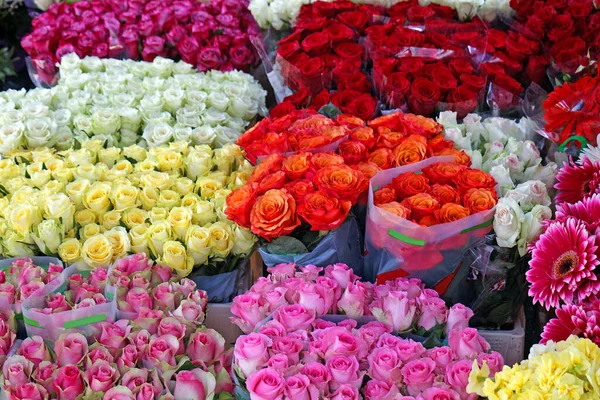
[
  {"x1": 173, "y1": 177, "x2": 195, "y2": 197},
  {"x1": 155, "y1": 190, "x2": 179, "y2": 209},
  {"x1": 140, "y1": 171, "x2": 171, "y2": 190},
  {"x1": 140, "y1": 187, "x2": 160, "y2": 211},
  {"x1": 104, "y1": 227, "x2": 130, "y2": 260},
  {"x1": 196, "y1": 177, "x2": 223, "y2": 200},
  {"x1": 161, "y1": 240, "x2": 194, "y2": 277},
  {"x1": 186, "y1": 147, "x2": 212, "y2": 180},
  {"x1": 101, "y1": 210, "x2": 122, "y2": 230},
  {"x1": 186, "y1": 225, "x2": 211, "y2": 265},
  {"x1": 9, "y1": 204, "x2": 40, "y2": 238},
  {"x1": 113, "y1": 160, "x2": 134, "y2": 176},
  {"x1": 122, "y1": 208, "x2": 148, "y2": 229},
  {"x1": 0, "y1": 159, "x2": 21, "y2": 180},
  {"x1": 168, "y1": 141, "x2": 189, "y2": 155},
  {"x1": 147, "y1": 220, "x2": 172, "y2": 257},
  {"x1": 111, "y1": 184, "x2": 139, "y2": 211},
  {"x1": 45, "y1": 157, "x2": 64, "y2": 172},
  {"x1": 66, "y1": 149, "x2": 95, "y2": 167},
  {"x1": 168, "y1": 207, "x2": 193, "y2": 240},
  {"x1": 58, "y1": 238, "x2": 82, "y2": 264},
  {"x1": 82, "y1": 139, "x2": 104, "y2": 154},
  {"x1": 11, "y1": 186, "x2": 38, "y2": 206},
  {"x1": 42, "y1": 180, "x2": 65, "y2": 196},
  {"x1": 83, "y1": 182, "x2": 112, "y2": 214},
  {"x1": 30, "y1": 149, "x2": 54, "y2": 163},
  {"x1": 149, "y1": 207, "x2": 169, "y2": 223},
  {"x1": 80, "y1": 223, "x2": 103, "y2": 241},
  {"x1": 469, "y1": 360, "x2": 491, "y2": 397},
  {"x1": 99, "y1": 147, "x2": 122, "y2": 168},
  {"x1": 157, "y1": 151, "x2": 183, "y2": 172},
  {"x1": 122, "y1": 145, "x2": 147, "y2": 162},
  {"x1": 65, "y1": 179, "x2": 90, "y2": 209},
  {"x1": 5, "y1": 177, "x2": 30, "y2": 195},
  {"x1": 193, "y1": 200, "x2": 216, "y2": 226},
  {"x1": 129, "y1": 224, "x2": 149, "y2": 254},
  {"x1": 135, "y1": 160, "x2": 157, "y2": 173},
  {"x1": 75, "y1": 209, "x2": 97, "y2": 227},
  {"x1": 208, "y1": 221, "x2": 233, "y2": 258},
  {"x1": 81, "y1": 234, "x2": 114, "y2": 268},
  {"x1": 74, "y1": 165, "x2": 101, "y2": 182},
  {"x1": 44, "y1": 193, "x2": 75, "y2": 231},
  {"x1": 4, "y1": 230, "x2": 35, "y2": 257},
  {"x1": 52, "y1": 167, "x2": 74, "y2": 183}
]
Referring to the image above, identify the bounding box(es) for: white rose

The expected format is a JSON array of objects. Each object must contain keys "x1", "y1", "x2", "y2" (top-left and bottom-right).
[
  {"x1": 163, "y1": 87, "x2": 185, "y2": 113},
  {"x1": 493, "y1": 197, "x2": 524, "y2": 248},
  {"x1": 505, "y1": 137, "x2": 522, "y2": 154},
  {"x1": 4, "y1": 230, "x2": 35, "y2": 257},
  {"x1": 186, "y1": 147, "x2": 213, "y2": 180},
  {"x1": 517, "y1": 205, "x2": 552, "y2": 256},
  {"x1": 149, "y1": 57, "x2": 174, "y2": 78},
  {"x1": 455, "y1": 0, "x2": 482, "y2": 20},
  {"x1": 45, "y1": 192, "x2": 75, "y2": 231},
  {"x1": 214, "y1": 126, "x2": 241, "y2": 147},
  {"x1": 518, "y1": 140, "x2": 541, "y2": 165},
  {"x1": 25, "y1": 117, "x2": 57, "y2": 147},
  {"x1": 202, "y1": 109, "x2": 229, "y2": 126},
  {"x1": 514, "y1": 180, "x2": 551, "y2": 210},
  {"x1": 444, "y1": 127, "x2": 472, "y2": 151},
  {"x1": 173, "y1": 126, "x2": 193, "y2": 142},
  {"x1": 143, "y1": 122, "x2": 173, "y2": 146},
  {"x1": 53, "y1": 109, "x2": 72, "y2": 126},
  {"x1": 58, "y1": 53, "x2": 82, "y2": 72},
  {"x1": 139, "y1": 93, "x2": 164, "y2": 114},
  {"x1": 33, "y1": 219, "x2": 63, "y2": 255},
  {"x1": 437, "y1": 111, "x2": 459, "y2": 128},
  {"x1": 176, "y1": 105, "x2": 204, "y2": 127},
  {"x1": 172, "y1": 61, "x2": 194, "y2": 75},
  {"x1": 489, "y1": 165, "x2": 514, "y2": 196},
  {"x1": 192, "y1": 126, "x2": 216, "y2": 146},
  {"x1": 523, "y1": 163, "x2": 558, "y2": 190},
  {"x1": 208, "y1": 91, "x2": 230, "y2": 112},
  {"x1": 502, "y1": 154, "x2": 524, "y2": 175},
  {"x1": 73, "y1": 115, "x2": 94, "y2": 136},
  {"x1": 92, "y1": 108, "x2": 121, "y2": 135},
  {"x1": 229, "y1": 96, "x2": 259, "y2": 120},
  {"x1": 0, "y1": 122, "x2": 25, "y2": 153}
]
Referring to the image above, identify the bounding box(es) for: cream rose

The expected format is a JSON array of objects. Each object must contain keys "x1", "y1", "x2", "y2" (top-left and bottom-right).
[
  {"x1": 149, "y1": 207, "x2": 169, "y2": 223},
  {"x1": 82, "y1": 234, "x2": 114, "y2": 268},
  {"x1": 129, "y1": 224, "x2": 149, "y2": 254},
  {"x1": 157, "y1": 190, "x2": 181, "y2": 209},
  {"x1": 174, "y1": 178, "x2": 195, "y2": 197},
  {"x1": 9, "y1": 204, "x2": 40, "y2": 238},
  {"x1": 231, "y1": 225, "x2": 257, "y2": 255},
  {"x1": 58, "y1": 238, "x2": 82, "y2": 264},
  {"x1": 122, "y1": 208, "x2": 148, "y2": 229},
  {"x1": 140, "y1": 171, "x2": 172, "y2": 190},
  {"x1": 66, "y1": 180, "x2": 91, "y2": 209},
  {"x1": 161, "y1": 240, "x2": 194, "y2": 277},
  {"x1": 167, "y1": 207, "x2": 193, "y2": 241},
  {"x1": 157, "y1": 151, "x2": 183, "y2": 172},
  {"x1": 101, "y1": 210, "x2": 122, "y2": 230},
  {"x1": 140, "y1": 187, "x2": 160, "y2": 211},
  {"x1": 44, "y1": 193, "x2": 75, "y2": 231},
  {"x1": 111, "y1": 184, "x2": 139, "y2": 211},
  {"x1": 186, "y1": 225, "x2": 211, "y2": 266},
  {"x1": 75, "y1": 209, "x2": 97, "y2": 227},
  {"x1": 208, "y1": 221, "x2": 234, "y2": 258},
  {"x1": 83, "y1": 182, "x2": 112, "y2": 214},
  {"x1": 148, "y1": 220, "x2": 172, "y2": 257},
  {"x1": 104, "y1": 227, "x2": 131, "y2": 259},
  {"x1": 494, "y1": 198, "x2": 524, "y2": 248},
  {"x1": 80, "y1": 223, "x2": 103, "y2": 241},
  {"x1": 33, "y1": 219, "x2": 63, "y2": 255}
]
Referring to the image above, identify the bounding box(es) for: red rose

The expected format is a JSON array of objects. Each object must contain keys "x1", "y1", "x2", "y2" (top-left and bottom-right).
[
  {"x1": 338, "y1": 72, "x2": 371, "y2": 92},
  {"x1": 248, "y1": 154, "x2": 285, "y2": 183},
  {"x1": 392, "y1": 172, "x2": 431, "y2": 199},
  {"x1": 230, "y1": 45, "x2": 256, "y2": 70},
  {"x1": 331, "y1": 90, "x2": 358, "y2": 112},
  {"x1": 396, "y1": 28, "x2": 425, "y2": 47},
  {"x1": 374, "y1": 185, "x2": 397, "y2": 205},
  {"x1": 347, "y1": 94, "x2": 378, "y2": 121},
  {"x1": 422, "y1": 162, "x2": 465, "y2": 185},
  {"x1": 533, "y1": 6, "x2": 557, "y2": 24},
  {"x1": 427, "y1": 32, "x2": 451, "y2": 49},
  {"x1": 548, "y1": 15, "x2": 575, "y2": 42},
  {"x1": 325, "y1": 23, "x2": 355, "y2": 43},
  {"x1": 285, "y1": 88, "x2": 311, "y2": 108},
  {"x1": 407, "y1": 5, "x2": 435, "y2": 22},
  {"x1": 430, "y1": 66, "x2": 458, "y2": 93},
  {"x1": 430, "y1": 184, "x2": 461, "y2": 205},
  {"x1": 526, "y1": 55, "x2": 550, "y2": 84},
  {"x1": 284, "y1": 179, "x2": 316, "y2": 204},
  {"x1": 408, "y1": 78, "x2": 440, "y2": 116},
  {"x1": 225, "y1": 183, "x2": 259, "y2": 227},
  {"x1": 569, "y1": 0, "x2": 593, "y2": 18},
  {"x1": 492, "y1": 74, "x2": 523, "y2": 95},
  {"x1": 338, "y1": 11, "x2": 369, "y2": 32},
  {"x1": 278, "y1": 41, "x2": 301, "y2": 60},
  {"x1": 295, "y1": 17, "x2": 328, "y2": 31},
  {"x1": 334, "y1": 42, "x2": 364, "y2": 60},
  {"x1": 448, "y1": 58, "x2": 474, "y2": 77},
  {"x1": 270, "y1": 102, "x2": 297, "y2": 118},
  {"x1": 384, "y1": 72, "x2": 411, "y2": 108},
  {"x1": 309, "y1": 90, "x2": 331, "y2": 110},
  {"x1": 298, "y1": 191, "x2": 352, "y2": 231},
  {"x1": 429, "y1": 3, "x2": 456, "y2": 19},
  {"x1": 495, "y1": 52, "x2": 524, "y2": 76},
  {"x1": 505, "y1": 36, "x2": 538, "y2": 64},
  {"x1": 460, "y1": 74, "x2": 486, "y2": 93},
  {"x1": 397, "y1": 57, "x2": 425, "y2": 75},
  {"x1": 455, "y1": 168, "x2": 497, "y2": 192},
  {"x1": 197, "y1": 47, "x2": 223, "y2": 71},
  {"x1": 401, "y1": 193, "x2": 440, "y2": 221},
  {"x1": 299, "y1": 57, "x2": 325, "y2": 78},
  {"x1": 524, "y1": 17, "x2": 545, "y2": 41},
  {"x1": 480, "y1": 62, "x2": 506, "y2": 78},
  {"x1": 278, "y1": 29, "x2": 306, "y2": 47},
  {"x1": 388, "y1": 0, "x2": 417, "y2": 17},
  {"x1": 446, "y1": 86, "x2": 479, "y2": 119},
  {"x1": 301, "y1": 32, "x2": 331, "y2": 55},
  {"x1": 314, "y1": 164, "x2": 368, "y2": 204},
  {"x1": 554, "y1": 50, "x2": 588, "y2": 75},
  {"x1": 487, "y1": 29, "x2": 507, "y2": 50},
  {"x1": 338, "y1": 140, "x2": 368, "y2": 165}
]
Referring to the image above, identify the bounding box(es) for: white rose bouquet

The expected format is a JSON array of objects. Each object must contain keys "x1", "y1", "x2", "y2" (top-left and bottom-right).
[
  {"x1": 0, "y1": 141, "x2": 258, "y2": 277},
  {"x1": 0, "y1": 54, "x2": 267, "y2": 154},
  {"x1": 417, "y1": 0, "x2": 514, "y2": 21}
]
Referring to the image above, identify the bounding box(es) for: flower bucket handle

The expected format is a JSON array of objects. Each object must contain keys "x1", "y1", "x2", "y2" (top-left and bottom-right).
[{"x1": 558, "y1": 136, "x2": 588, "y2": 153}]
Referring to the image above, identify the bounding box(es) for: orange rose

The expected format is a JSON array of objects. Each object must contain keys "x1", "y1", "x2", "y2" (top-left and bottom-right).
[
  {"x1": 369, "y1": 112, "x2": 406, "y2": 131},
  {"x1": 436, "y1": 203, "x2": 471, "y2": 223},
  {"x1": 243, "y1": 131, "x2": 289, "y2": 165},
  {"x1": 422, "y1": 162, "x2": 466, "y2": 185},
  {"x1": 282, "y1": 152, "x2": 312, "y2": 180},
  {"x1": 249, "y1": 153, "x2": 285, "y2": 183},
  {"x1": 338, "y1": 140, "x2": 368, "y2": 165},
  {"x1": 456, "y1": 168, "x2": 497, "y2": 192},
  {"x1": 225, "y1": 183, "x2": 259, "y2": 227},
  {"x1": 336, "y1": 114, "x2": 365, "y2": 128},
  {"x1": 284, "y1": 179, "x2": 316, "y2": 204},
  {"x1": 257, "y1": 171, "x2": 288, "y2": 195},
  {"x1": 392, "y1": 172, "x2": 431, "y2": 199},
  {"x1": 376, "y1": 127, "x2": 405, "y2": 149},
  {"x1": 463, "y1": 188, "x2": 498, "y2": 214},
  {"x1": 321, "y1": 125, "x2": 350, "y2": 141},
  {"x1": 428, "y1": 134, "x2": 455, "y2": 153},
  {"x1": 435, "y1": 148, "x2": 471, "y2": 166},
  {"x1": 378, "y1": 202, "x2": 411, "y2": 219},
  {"x1": 290, "y1": 114, "x2": 335, "y2": 130},
  {"x1": 314, "y1": 165, "x2": 368, "y2": 204},
  {"x1": 401, "y1": 193, "x2": 440, "y2": 221},
  {"x1": 419, "y1": 215, "x2": 440, "y2": 226},
  {"x1": 350, "y1": 127, "x2": 377, "y2": 150},
  {"x1": 400, "y1": 113, "x2": 443, "y2": 137},
  {"x1": 309, "y1": 152, "x2": 345, "y2": 172},
  {"x1": 294, "y1": 135, "x2": 328, "y2": 150},
  {"x1": 368, "y1": 148, "x2": 393, "y2": 169},
  {"x1": 392, "y1": 137, "x2": 430, "y2": 166},
  {"x1": 298, "y1": 191, "x2": 352, "y2": 231},
  {"x1": 352, "y1": 162, "x2": 381, "y2": 179},
  {"x1": 250, "y1": 189, "x2": 301, "y2": 240},
  {"x1": 430, "y1": 184, "x2": 461, "y2": 205},
  {"x1": 268, "y1": 113, "x2": 297, "y2": 132},
  {"x1": 374, "y1": 185, "x2": 397, "y2": 205}
]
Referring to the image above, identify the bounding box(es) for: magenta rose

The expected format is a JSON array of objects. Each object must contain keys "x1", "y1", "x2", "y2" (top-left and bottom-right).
[
  {"x1": 53, "y1": 365, "x2": 85, "y2": 400},
  {"x1": 187, "y1": 328, "x2": 226, "y2": 365},
  {"x1": 367, "y1": 346, "x2": 402, "y2": 383},
  {"x1": 246, "y1": 368, "x2": 285, "y2": 400},
  {"x1": 448, "y1": 328, "x2": 491, "y2": 360},
  {"x1": 230, "y1": 292, "x2": 269, "y2": 334},
  {"x1": 32, "y1": 361, "x2": 57, "y2": 394},
  {"x1": 230, "y1": 45, "x2": 256, "y2": 70},
  {"x1": 326, "y1": 355, "x2": 363, "y2": 389},
  {"x1": 363, "y1": 379, "x2": 400, "y2": 400},
  {"x1": 144, "y1": 334, "x2": 179, "y2": 368},
  {"x1": 400, "y1": 357, "x2": 437, "y2": 396},
  {"x1": 197, "y1": 47, "x2": 224, "y2": 71},
  {"x1": 2, "y1": 356, "x2": 33, "y2": 386},
  {"x1": 273, "y1": 305, "x2": 315, "y2": 332},
  {"x1": 330, "y1": 384, "x2": 360, "y2": 400},
  {"x1": 174, "y1": 369, "x2": 216, "y2": 400},
  {"x1": 8, "y1": 383, "x2": 48, "y2": 400},
  {"x1": 233, "y1": 333, "x2": 272, "y2": 378},
  {"x1": 86, "y1": 360, "x2": 120, "y2": 392},
  {"x1": 477, "y1": 351, "x2": 504, "y2": 376},
  {"x1": 419, "y1": 387, "x2": 461, "y2": 400},
  {"x1": 427, "y1": 346, "x2": 456, "y2": 374},
  {"x1": 17, "y1": 336, "x2": 50, "y2": 367},
  {"x1": 445, "y1": 304, "x2": 473, "y2": 334},
  {"x1": 337, "y1": 282, "x2": 368, "y2": 319},
  {"x1": 55, "y1": 333, "x2": 88, "y2": 366},
  {"x1": 284, "y1": 374, "x2": 319, "y2": 400}
]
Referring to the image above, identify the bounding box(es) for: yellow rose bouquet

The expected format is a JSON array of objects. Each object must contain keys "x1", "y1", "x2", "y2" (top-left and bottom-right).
[
  {"x1": 0, "y1": 141, "x2": 257, "y2": 281},
  {"x1": 468, "y1": 335, "x2": 600, "y2": 399}
]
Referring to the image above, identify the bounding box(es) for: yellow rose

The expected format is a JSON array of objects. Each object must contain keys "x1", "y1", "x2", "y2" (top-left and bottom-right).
[
  {"x1": 82, "y1": 139, "x2": 104, "y2": 154},
  {"x1": 101, "y1": 169, "x2": 125, "y2": 184},
  {"x1": 30, "y1": 149, "x2": 54, "y2": 163},
  {"x1": 66, "y1": 179, "x2": 91, "y2": 209},
  {"x1": 58, "y1": 238, "x2": 82, "y2": 264},
  {"x1": 0, "y1": 159, "x2": 20, "y2": 180},
  {"x1": 148, "y1": 147, "x2": 169, "y2": 158},
  {"x1": 186, "y1": 147, "x2": 213, "y2": 180},
  {"x1": 99, "y1": 147, "x2": 122, "y2": 168},
  {"x1": 42, "y1": 180, "x2": 65, "y2": 196},
  {"x1": 104, "y1": 227, "x2": 130, "y2": 260},
  {"x1": 156, "y1": 190, "x2": 180, "y2": 209},
  {"x1": 229, "y1": 171, "x2": 251, "y2": 189},
  {"x1": 167, "y1": 207, "x2": 193, "y2": 240},
  {"x1": 44, "y1": 193, "x2": 75, "y2": 231},
  {"x1": 11, "y1": 186, "x2": 38, "y2": 206},
  {"x1": 173, "y1": 177, "x2": 195, "y2": 197},
  {"x1": 83, "y1": 182, "x2": 112, "y2": 214},
  {"x1": 0, "y1": 219, "x2": 7, "y2": 236},
  {"x1": 193, "y1": 200, "x2": 216, "y2": 226},
  {"x1": 75, "y1": 209, "x2": 97, "y2": 227},
  {"x1": 231, "y1": 225, "x2": 257, "y2": 255},
  {"x1": 149, "y1": 207, "x2": 169, "y2": 223},
  {"x1": 80, "y1": 223, "x2": 103, "y2": 241},
  {"x1": 196, "y1": 177, "x2": 223, "y2": 200},
  {"x1": 113, "y1": 160, "x2": 134, "y2": 176},
  {"x1": 214, "y1": 144, "x2": 242, "y2": 173},
  {"x1": 81, "y1": 234, "x2": 114, "y2": 268},
  {"x1": 4, "y1": 230, "x2": 35, "y2": 257},
  {"x1": 74, "y1": 165, "x2": 101, "y2": 182},
  {"x1": 207, "y1": 171, "x2": 228, "y2": 186},
  {"x1": 168, "y1": 141, "x2": 189, "y2": 155},
  {"x1": 101, "y1": 210, "x2": 122, "y2": 230},
  {"x1": 52, "y1": 167, "x2": 74, "y2": 183},
  {"x1": 29, "y1": 170, "x2": 52, "y2": 188},
  {"x1": 5, "y1": 177, "x2": 29, "y2": 194},
  {"x1": 185, "y1": 225, "x2": 211, "y2": 265},
  {"x1": 140, "y1": 171, "x2": 171, "y2": 190},
  {"x1": 157, "y1": 151, "x2": 183, "y2": 172},
  {"x1": 160, "y1": 240, "x2": 194, "y2": 277},
  {"x1": 239, "y1": 159, "x2": 255, "y2": 176},
  {"x1": 148, "y1": 220, "x2": 172, "y2": 257},
  {"x1": 111, "y1": 184, "x2": 139, "y2": 211},
  {"x1": 45, "y1": 157, "x2": 65, "y2": 173},
  {"x1": 122, "y1": 145, "x2": 147, "y2": 163},
  {"x1": 208, "y1": 221, "x2": 233, "y2": 258},
  {"x1": 122, "y1": 208, "x2": 148, "y2": 229},
  {"x1": 129, "y1": 224, "x2": 149, "y2": 254},
  {"x1": 181, "y1": 193, "x2": 200, "y2": 209},
  {"x1": 134, "y1": 160, "x2": 157, "y2": 174},
  {"x1": 9, "y1": 204, "x2": 40, "y2": 238}
]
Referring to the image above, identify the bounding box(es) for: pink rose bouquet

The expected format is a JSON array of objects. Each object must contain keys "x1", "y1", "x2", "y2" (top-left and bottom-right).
[
  {"x1": 21, "y1": 0, "x2": 261, "y2": 85},
  {"x1": 233, "y1": 319, "x2": 502, "y2": 400},
  {"x1": 0, "y1": 311, "x2": 17, "y2": 372},
  {"x1": 230, "y1": 263, "x2": 474, "y2": 344}
]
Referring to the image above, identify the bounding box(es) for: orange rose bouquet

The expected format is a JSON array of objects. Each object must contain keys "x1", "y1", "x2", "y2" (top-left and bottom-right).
[{"x1": 364, "y1": 156, "x2": 497, "y2": 293}]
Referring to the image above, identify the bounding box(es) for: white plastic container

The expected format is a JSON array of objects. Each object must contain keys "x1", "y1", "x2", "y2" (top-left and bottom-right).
[{"x1": 479, "y1": 307, "x2": 526, "y2": 367}]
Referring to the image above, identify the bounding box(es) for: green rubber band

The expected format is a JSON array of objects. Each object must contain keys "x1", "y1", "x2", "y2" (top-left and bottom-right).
[
  {"x1": 64, "y1": 314, "x2": 107, "y2": 329},
  {"x1": 461, "y1": 219, "x2": 494, "y2": 234},
  {"x1": 388, "y1": 229, "x2": 426, "y2": 246},
  {"x1": 24, "y1": 317, "x2": 43, "y2": 329},
  {"x1": 558, "y1": 136, "x2": 588, "y2": 153}
]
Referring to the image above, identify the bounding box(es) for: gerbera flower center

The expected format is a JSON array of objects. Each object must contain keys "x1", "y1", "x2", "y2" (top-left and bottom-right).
[{"x1": 553, "y1": 251, "x2": 579, "y2": 278}]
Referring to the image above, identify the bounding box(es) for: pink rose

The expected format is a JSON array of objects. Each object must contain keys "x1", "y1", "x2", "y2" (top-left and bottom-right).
[
  {"x1": 371, "y1": 290, "x2": 417, "y2": 332},
  {"x1": 266, "y1": 263, "x2": 296, "y2": 282},
  {"x1": 124, "y1": 288, "x2": 153, "y2": 314},
  {"x1": 301, "y1": 362, "x2": 330, "y2": 394},
  {"x1": 177, "y1": 36, "x2": 200, "y2": 64},
  {"x1": 316, "y1": 277, "x2": 341, "y2": 307},
  {"x1": 312, "y1": 319, "x2": 336, "y2": 330},
  {"x1": 19, "y1": 264, "x2": 44, "y2": 286},
  {"x1": 417, "y1": 297, "x2": 448, "y2": 331},
  {"x1": 86, "y1": 360, "x2": 120, "y2": 392},
  {"x1": 230, "y1": 45, "x2": 256, "y2": 70},
  {"x1": 298, "y1": 264, "x2": 322, "y2": 281},
  {"x1": 17, "y1": 336, "x2": 50, "y2": 367},
  {"x1": 338, "y1": 320, "x2": 357, "y2": 331},
  {"x1": 445, "y1": 360, "x2": 474, "y2": 398},
  {"x1": 376, "y1": 333, "x2": 402, "y2": 349},
  {"x1": 233, "y1": 333, "x2": 272, "y2": 378},
  {"x1": 320, "y1": 328, "x2": 367, "y2": 361},
  {"x1": 68, "y1": 274, "x2": 84, "y2": 292},
  {"x1": 75, "y1": 298, "x2": 98, "y2": 309},
  {"x1": 89, "y1": 268, "x2": 108, "y2": 289},
  {"x1": 273, "y1": 305, "x2": 315, "y2": 332},
  {"x1": 20, "y1": 281, "x2": 45, "y2": 302},
  {"x1": 209, "y1": 360, "x2": 233, "y2": 394},
  {"x1": 367, "y1": 347, "x2": 402, "y2": 383},
  {"x1": 282, "y1": 278, "x2": 304, "y2": 303},
  {"x1": 144, "y1": 335, "x2": 179, "y2": 368},
  {"x1": 131, "y1": 275, "x2": 150, "y2": 290},
  {"x1": 337, "y1": 282, "x2": 368, "y2": 318},
  {"x1": 394, "y1": 338, "x2": 426, "y2": 363},
  {"x1": 134, "y1": 308, "x2": 163, "y2": 334},
  {"x1": 53, "y1": 365, "x2": 85, "y2": 400},
  {"x1": 121, "y1": 368, "x2": 149, "y2": 393},
  {"x1": 55, "y1": 333, "x2": 88, "y2": 366},
  {"x1": 284, "y1": 374, "x2": 319, "y2": 400},
  {"x1": 97, "y1": 320, "x2": 132, "y2": 355},
  {"x1": 152, "y1": 283, "x2": 176, "y2": 310},
  {"x1": 0, "y1": 283, "x2": 15, "y2": 304},
  {"x1": 448, "y1": 328, "x2": 491, "y2": 360},
  {"x1": 86, "y1": 345, "x2": 114, "y2": 369},
  {"x1": 157, "y1": 317, "x2": 186, "y2": 353},
  {"x1": 187, "y1": 328, "x2": 225, "y2": 365},
  {"x1": 418, "y1": 387, "x2": 461, "y2": 400},
  {"x1": 324, "y1": 264, "x2": 358, "y2": 289},
  {"x1": 270, "y1": 337, "x2": 303, "y2": 365},
  {"x1": 330, "y1": 384, "x2": 360, "y2": 400},
  {"x1": 116, "y1": 345, "x2": 140, "y2": 372},
  {"x1": 188, "y1": 290, "x2": 208, "y2": 311},
  {"x1": 2, "y1": 356, "x2": 33, "y2": 386},
  {"x1": 258, "y1": 320, "x2": 287, "y2": 339},
  {"x1": 230, "y1": 292, "x2": 268, "y2": 334},
  {"x1": 103, "y1": 386, "x2": 135, "y2": 400},
  {"x1": 174, "y1": 369, "x2": 216, "y2": 400},
  {"x1": 390, "y1": 278, "x2": 423, "y2": 299},
  {"x1": 246, "y1": 368, "x2": 285, "y2": 400},
  {"x1": 262, "y1": 287, "x2": 289, "y2": 313},
  {"x1": 427, "y1": 346, "x2": 456, "y2": 374},
  {"x1": 136, "y1": 383, "x2": 159, "y2": 400},
  {"x1": 197, "y1": 47, "x2": 223, "y2": 71},
  {"x1": 0, "y1": 270, "x2": 5, "y2": 283},
  {"x1": 166, "y1": 25, "x2": 187, "y2": 45},
  {"x1": 175, "y1": 279, "x2": 197, "y2": 297},
  {"x1": 363, "y1": 379, "x2": 400, "y2": 400},
  {"x1": 357, "y1": 322, "x2": 392, "y2": 349},
  {"x1": 8, "y1": 383, "x2": 48, "y2": 400},
  {"x1": 32, "y1": 361, "x2": 57, "y2": 394},
  {"x1": 445, "y1": 304, "x2": 474, "y2": 334},
  {"x1": 141, "y1": 36, "x2": 166, "y2": 61},
  {"x1": 115, "y1": 276, "x2": 131, "y2": 299},
  {"x1": 172, "y1": 300, "x2": 205, "y2": 325},
  {"x1": 325, "y1": 355, "x2": 363, "y2": 389},
  {"x1": 250, "y1": 277, "x2": 277, "y2": 295},
  {"x1": 400, "y1": 358, "x2": 437, "y2": 396},
  {"x1": 151, "y1": 263, "x2": 172, "y2": 285},
  {"x1": 124, "y1": 253, "x2": 150, "y2": 274},
  {"x1": 477, "y1": 352, "x2": 504, "y2": 376},
  {"x1": 128, "y1": 329, "x2": 151, "y2": 354},
  {"x1": 266, "y1": 354, "x2": 289, "y2": 372}
]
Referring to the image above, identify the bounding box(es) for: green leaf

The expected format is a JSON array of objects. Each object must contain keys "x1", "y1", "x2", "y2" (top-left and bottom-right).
[
  {"x1": 318, "y1": 103, "x2": 342, "y2": 119},
  {"x1": 266, "y1": 236, "x2": 308, "y2": 255},
  {"x1": 211, "y1": 29, "x2": 225, "y2": 37},
  {"x1": 123, "y1": 156, "x2": 138, "y2": 165}
]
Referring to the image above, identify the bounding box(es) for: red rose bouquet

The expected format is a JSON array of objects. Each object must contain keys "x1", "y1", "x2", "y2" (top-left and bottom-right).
[{"x1": 21, "y1": 0, "x2": 260, "y2": 85}]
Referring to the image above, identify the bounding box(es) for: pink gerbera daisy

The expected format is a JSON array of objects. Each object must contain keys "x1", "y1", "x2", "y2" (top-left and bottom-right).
[
  {"x1": 527, "y1": 218, "x2": 600, "y2": 309},
  {"x1": 557, "y1": 194, "x2": 600, "y2": 233},
  {"x1": 541, "y1": 304, "x2": 587, "y2": 344},
  {"x1": 555, "y1": 158, "x2": 600, "y2": 204}
]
